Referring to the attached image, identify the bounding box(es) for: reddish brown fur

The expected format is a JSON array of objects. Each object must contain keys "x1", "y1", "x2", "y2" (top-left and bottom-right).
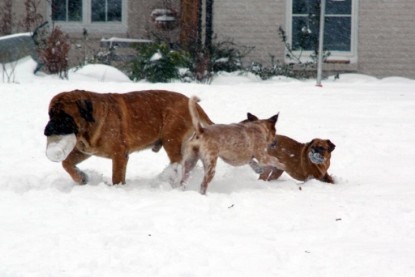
[
  {"x1": 181, "y1": 96, "x2": 285, "y2": 194},
  {"x1": 257, "y1": 135, "x2": 335, "y2": 183},
  {"x1": 46, "y1": 90, "x2": 214, "y2": 185}
]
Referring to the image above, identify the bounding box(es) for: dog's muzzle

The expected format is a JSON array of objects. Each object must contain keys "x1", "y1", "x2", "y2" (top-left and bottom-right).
[
  {"x1": 308, "y1": 149, "x2": 325, "y2": 164},
  {"x1": 46, "y1": 134, "x2": 77, "y2": 162}
]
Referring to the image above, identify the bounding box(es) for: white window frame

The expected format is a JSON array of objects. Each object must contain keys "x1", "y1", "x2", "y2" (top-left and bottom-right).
[
  {"x1": 285, "y1": 0, "x2": 359, "y2": 63},
  {"x1": 48, "y1": 0, "x2": 128, "y2": 33}
]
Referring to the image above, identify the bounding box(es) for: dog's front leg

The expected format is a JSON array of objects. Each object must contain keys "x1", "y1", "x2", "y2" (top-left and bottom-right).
[
  {"x1": 249, "y1": 159, "x2": 264, "y2": 174},
  {"x1": 62, "y1": 148, "x2": 91, "y2": 184},
  {"x1": 321, "y1": 173, "x2": 334, "y2": 184},
  {"x1": 112, "y1": 152, "x2": 129, "y2": 185},
  {"x1": 259, "y1": 167, "x2": 284, "y2": 181},
  {"x1": 258, "y1": 155, "x2": 286, "y2": 172}
]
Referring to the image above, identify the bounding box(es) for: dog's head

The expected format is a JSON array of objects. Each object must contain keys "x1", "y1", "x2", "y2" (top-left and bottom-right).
[
  {"x1": 307, "y1": 139, "x2": 335, "y2": 165},
  {"x1": 44, "y1": 91, "x2": 96, "y2": 162},
  {"x1": 243, "y1": 112, "x2": 279, "y2": 147}
]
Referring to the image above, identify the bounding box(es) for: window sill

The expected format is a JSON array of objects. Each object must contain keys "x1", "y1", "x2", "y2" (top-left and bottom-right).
[{"x1": 53, "y1": 21, "x2": 128, "y2": 35}]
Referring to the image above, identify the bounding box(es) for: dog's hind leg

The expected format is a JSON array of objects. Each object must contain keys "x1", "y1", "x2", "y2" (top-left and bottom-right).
[
  {"x1": 180, "y1": 146, "x2": 199, "y2": 188},
  {"x1": 160, "y1": 117, "x2": 189, "y2": 164},
  {"x1": 200, "y1": 156, "x2": 217, "y2": 195},
  {"x1": 62, "y1": 148, "x2": 91, "y2": 184}
]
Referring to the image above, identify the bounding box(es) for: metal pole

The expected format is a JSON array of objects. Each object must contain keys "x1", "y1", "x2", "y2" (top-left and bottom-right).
[{"x1": 316, "y1": 0, "x2": 326, "y2": 87}]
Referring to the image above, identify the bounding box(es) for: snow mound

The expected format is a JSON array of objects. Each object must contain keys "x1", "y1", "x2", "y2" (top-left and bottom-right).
[{"x1": 70, "y1": 64, "x2": 131, "y2": 82}]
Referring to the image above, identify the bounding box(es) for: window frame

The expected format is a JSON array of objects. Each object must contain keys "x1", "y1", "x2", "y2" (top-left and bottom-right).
[
  {"x1": 285, "y1": 0, "x2": 359, "y2": 63},
  {"x1": 48, "y1": 0, "x2": 128, "y2": 33}
]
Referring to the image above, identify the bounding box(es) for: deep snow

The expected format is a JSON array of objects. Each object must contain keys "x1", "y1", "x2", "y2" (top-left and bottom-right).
[{"x1": 1, "y1": 57, "x2": 415, "y2": 277}]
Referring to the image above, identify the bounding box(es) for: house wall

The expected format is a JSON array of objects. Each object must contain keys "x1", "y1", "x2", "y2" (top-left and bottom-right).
[
  {"x1": 212, "y1": 0, "x2": 286, "y2": 67},
  {"x1": 358, "y1": 0, "x2": 415, "y2": 78},
  {"x1": 127, "y1": 0, "x2": 181, "y2": 44},
  {"x1": 212, "y1": 0, "x2": 415, "y2": 78},
  {"x1": 3, "y1": 0, "x2": 415, "y2": 78}
]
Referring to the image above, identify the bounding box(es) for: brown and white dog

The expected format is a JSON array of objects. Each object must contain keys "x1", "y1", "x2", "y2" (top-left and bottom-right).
[
  {"x1": 246, "y1": 112, "x2": 335, "y2": 184},
  {"x1": 44, "y1": 89, "x2": 214, "y2": 185},
  {"x1": 180, "y1": 96, "x2": 285, "y2": 194}
]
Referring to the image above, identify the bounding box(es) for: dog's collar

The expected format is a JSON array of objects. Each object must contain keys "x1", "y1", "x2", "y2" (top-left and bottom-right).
[{"x1": 308, "y1": 149, "x2": 325, "y2": 164}]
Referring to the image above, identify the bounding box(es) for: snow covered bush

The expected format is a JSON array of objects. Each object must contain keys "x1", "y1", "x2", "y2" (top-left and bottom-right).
[
  {"x1": 209, "y1": 39, "x2": 252, "y2": 73},
  {"x1": 247, "y1": 55, "x2": 295, "y2": 80},
  {"x1": 130, "y1": 42, "x2": 191, "y2": 82}
]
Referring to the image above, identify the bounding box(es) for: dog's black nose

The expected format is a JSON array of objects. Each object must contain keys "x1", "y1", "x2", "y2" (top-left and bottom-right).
[{"x1": 313, "y1": 146, "x2": 325, "y2": 154}]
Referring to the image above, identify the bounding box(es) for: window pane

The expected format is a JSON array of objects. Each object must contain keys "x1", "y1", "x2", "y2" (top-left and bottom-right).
[
  {"x1": 68, "y1": 0, "x2": 82, "y2": 21},
  {"x1": 293, "y1": 0, "x2": 319, "y2": 15},
  {"x1": 92, "y1": 0, "x2": 106, "y2": 22},
  {"x1": 327, "y1": 0, "x2": 351, "y2": 15},
  {"x1": 52, "y1": 0, "x2": 66, "y2": 21},
  {"x1": 292, "y1": 16, "x2": 351, "y2": 51},
  {"x1": 293, "y1": 0, "x2": 352, "y2": 15},
  {"x1": 324, "y1": 17, "x2": 351, "y2": 51},
  {"x1": 292, "y1": 16, "x2": 319, "y2": 51},
  {"x1": 107, "y1": 0, "x2": 121, "y2": 21}
]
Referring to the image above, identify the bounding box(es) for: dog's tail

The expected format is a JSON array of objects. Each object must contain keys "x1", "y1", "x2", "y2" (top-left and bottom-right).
[{"x1": 189, "y1": 96, "x2": 204, "y2": 135}]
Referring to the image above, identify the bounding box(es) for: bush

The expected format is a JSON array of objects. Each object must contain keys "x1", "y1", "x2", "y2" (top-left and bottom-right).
[
  {"x1": 40, "y1": 26, "x2": 70, "y2": 78},
  {"x1": 247, "y1": 55, "x2": 295, "y2": 80},
  {"x1": 130, "y1": 42, "x2": 191, "y2": 82},
  {"x1": 210, "y1": 40, "x2": 245, "y2": 73}
]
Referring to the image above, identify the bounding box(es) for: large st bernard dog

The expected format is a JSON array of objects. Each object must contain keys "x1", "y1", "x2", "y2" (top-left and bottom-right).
[{"x1": 44, "y1": 89, "x2": 213, "y2": 185}]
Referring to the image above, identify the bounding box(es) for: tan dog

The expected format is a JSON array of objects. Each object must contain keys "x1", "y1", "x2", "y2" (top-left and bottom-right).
[
  {"x1": 180, "y1": 96, "x2": 285, "y2": 194},
  {"x1": 44, "y1": 90, "x2": 214, "y2": 185}
]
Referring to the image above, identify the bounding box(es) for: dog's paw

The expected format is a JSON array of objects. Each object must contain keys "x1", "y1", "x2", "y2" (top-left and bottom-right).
[{"x1": 249, "y1": 160, "x2": 264, "y2": 174}]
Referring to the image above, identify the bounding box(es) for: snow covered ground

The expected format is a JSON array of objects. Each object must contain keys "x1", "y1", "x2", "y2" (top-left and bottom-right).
[{"x1": 1, "y1": 57, "x2": 415, "y2": 276}]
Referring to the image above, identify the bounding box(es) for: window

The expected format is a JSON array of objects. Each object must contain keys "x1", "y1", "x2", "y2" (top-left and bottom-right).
[
  {"x1": 92, "y1": 0, "x2": 122, "y2": 22},
  {"x1": 287, "y1": 0, "x2": 358, "y2": 62},
  {"x1": 52, "y1": 0, "x2": 82, "y2": 22},
  {"x1": 50, "y1": 0, "x2": 127, "y2": 33}
]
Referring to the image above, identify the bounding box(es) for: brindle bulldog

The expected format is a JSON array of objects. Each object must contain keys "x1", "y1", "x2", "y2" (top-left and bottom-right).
[
  {"x1": 44, "y1": 89, "x2": 214, "y2": 185},
  {"x1": 245, "y1": 114, "x2": 335, "y2": 184}
]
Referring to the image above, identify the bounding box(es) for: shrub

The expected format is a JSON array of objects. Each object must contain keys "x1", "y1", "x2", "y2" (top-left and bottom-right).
[
  {"x1": 40, "y1": 26, "x2": 70, "y2": 78},
  {"x1": 130, "y1": 42, "x2": 191, "y2": 82},
  {"x1": 247, "y1": 55, "x2": 295, "y2": 80},
  {"x1": 209, "y1": 40, "x2": 252, "y2": 73}
]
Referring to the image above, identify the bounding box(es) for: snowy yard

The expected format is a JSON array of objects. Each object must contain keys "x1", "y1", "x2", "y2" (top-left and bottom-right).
[{"x1": 1, "y1": 58, "x2": 415, "y2": 276}]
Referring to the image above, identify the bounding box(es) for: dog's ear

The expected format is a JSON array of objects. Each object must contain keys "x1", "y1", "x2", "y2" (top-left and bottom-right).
[
  {"x1": 327, "y1": 140, "x2": 336, "y2": 152},
  {"x1": 309, "y1": 139, "x2": 317, "y2": 145},
  {"x1": 76, "y1": 100, "x2": 95, "y2": 123},
  {"x1": 247, "y1": 112, "x2": 258, "y2": 121},
  {"x1": 268, "y1": 113, "x2": 279, "y2": 125}
]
